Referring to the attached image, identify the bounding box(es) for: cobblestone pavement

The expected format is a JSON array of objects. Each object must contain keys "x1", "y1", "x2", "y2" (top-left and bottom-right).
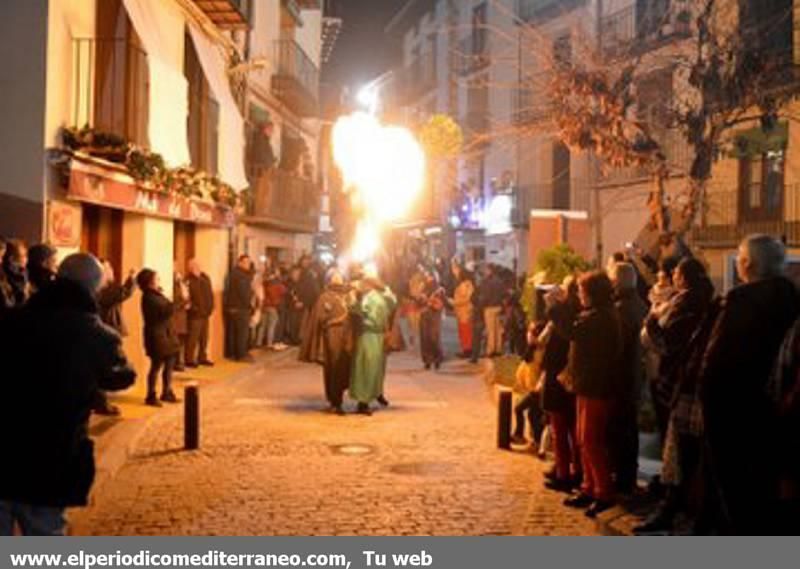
[{"x1": 71, "y1": 336, "x2": 599, "y2": 536}]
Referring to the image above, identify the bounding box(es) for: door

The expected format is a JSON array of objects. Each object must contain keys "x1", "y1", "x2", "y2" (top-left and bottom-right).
[
  {"x1": 173, "y1": 221, "x2": 196, "y2": 275},
  {"x1": 81, "y1": 204, "x2": 123, "y2": 279}
]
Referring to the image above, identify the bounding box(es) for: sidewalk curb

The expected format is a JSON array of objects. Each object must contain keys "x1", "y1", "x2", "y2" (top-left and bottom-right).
[{"x1": 82, "y1": 349, "x2": 298, "y2": 514}]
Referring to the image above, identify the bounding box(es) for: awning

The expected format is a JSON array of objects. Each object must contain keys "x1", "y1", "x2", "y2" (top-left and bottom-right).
[
  {"x1": 122, "y1": 0, "x2": 191, "y2": 168},
  {"x1": 188, "y1": 24, "x2": 250, "y2": 191}
]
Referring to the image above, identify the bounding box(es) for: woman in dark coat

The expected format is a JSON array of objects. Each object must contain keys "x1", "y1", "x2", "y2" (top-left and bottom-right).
[
  {"x1": 552, "y1": 271, "x2": 622, "y2": 517},
  {"x1": 418, "y1": 272, "x2": 446, "y2": 370},
  {"x1": 542, "y1": 277, "x2": 582, "y2": 492},
  {"x1": 137, "y1": 269, "x2": 181, "y2": 407},
  {"x1": 2, "y1": 239, "x2": 28, "y2": 306},
  {"x1": 636, "y1": 258, "x2": 716, "y2": 534}
]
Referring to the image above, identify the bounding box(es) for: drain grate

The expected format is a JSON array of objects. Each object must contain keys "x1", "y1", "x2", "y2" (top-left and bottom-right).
[{"x1": 329, "y1": 444, "x2": 376, "y2": 456}]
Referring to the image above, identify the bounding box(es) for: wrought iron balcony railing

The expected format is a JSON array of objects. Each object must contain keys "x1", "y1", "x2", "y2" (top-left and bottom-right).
[
  {"x1": 692, "y1": 183, "x2": 800, "y2": 247},
  {"x1": 192, "y1": 0, "x2": 250, "y2": 29},
  {"x1": 271, "y1": 39, "x2": 320, "y2": 117},
  {"x1": 599, "y1": 1, "x2": 692, "y2": 57},
  {"x1": 247, "y1": 168, "x2": 320, "y2": 232}
]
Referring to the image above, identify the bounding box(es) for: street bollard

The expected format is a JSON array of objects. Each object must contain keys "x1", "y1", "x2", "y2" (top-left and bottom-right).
[
  {"x1": 184, "y1": 384, "x2": 199, "y2": 451},
  {"x1": 497, "y1": 388, "x2": 512, "y2": 450}
]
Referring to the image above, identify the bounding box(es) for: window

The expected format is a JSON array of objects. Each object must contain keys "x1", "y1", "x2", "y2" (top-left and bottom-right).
[
  {"x1": 93, "y1": 0, "x2": 149, "y2": 145},
  {"x1": 739, "y1": 149, "x2": 785, "y2": 222},
  {"x1": 739, "y1": 0, "x2": 793, "y2": 60},
  {"x1": 472, "y1": 3, "x2": 488, "y2": 54},
  {"x1": 185, "y1": 32, "x2": 219, "y2": 175}
]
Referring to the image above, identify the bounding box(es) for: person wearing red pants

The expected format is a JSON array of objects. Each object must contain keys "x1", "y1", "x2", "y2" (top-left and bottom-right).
[
  {"x1": 551, "y1": 271, "x2": 621, "y2": 517},
  {"x1": 450, "y1": 265, "x2": 475, "y2": 357}
]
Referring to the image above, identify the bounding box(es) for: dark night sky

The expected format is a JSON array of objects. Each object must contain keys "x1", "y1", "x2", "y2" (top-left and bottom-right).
[{"x1": 322, "y1": 0, "x2": 404, "y2": 92}]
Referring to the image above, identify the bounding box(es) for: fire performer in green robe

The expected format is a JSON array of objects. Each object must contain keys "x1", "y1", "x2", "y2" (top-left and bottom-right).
[{"x1": 349, "y1": 275, "x2": 397, "y2": 415}]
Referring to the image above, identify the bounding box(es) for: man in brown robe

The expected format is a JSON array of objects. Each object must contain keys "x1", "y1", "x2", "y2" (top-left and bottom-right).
[{"x1": 300, "y1": 272, "x2": 353, "y2": 415}]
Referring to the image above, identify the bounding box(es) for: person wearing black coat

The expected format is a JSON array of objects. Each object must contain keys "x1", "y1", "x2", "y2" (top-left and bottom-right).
[
  {"x1": 2, "y1": 239, "x2": 28, "y2": 307},
  {"x1": 542, "y1": 278, "x2": 581, "y2": 492},
  {"x1": 94, "y1": 261, "x2": 136, "y2": 416},
  {"x1": 609, "y1": 263, "x2": 648, "y2": 495},
  {"x1": 137, "y1": 269, "x2": 181, "y2": 407},
  {"x1": 0, "y1": 254, "x2": 135, "y2": 535},
  {"x1": 186, "y1": 259, "x2": 215, "y2": 367},
  {"x1": 225, "y1": 255, "x2": 255, "y2": 361},
  {"x1": 552, "y1": 271, "x2": 622, "y2": 517},
  {"x1": 700, "y1": 235, "x2": 800, "y2": 534},
  {"x1": 635, "y1": 258, "x2": 717, "y2": 535}
]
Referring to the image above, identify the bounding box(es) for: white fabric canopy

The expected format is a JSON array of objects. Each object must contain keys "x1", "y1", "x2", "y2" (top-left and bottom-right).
[
  {"x1": 123, "y1": 0, "x2": 191, "y2": 168},
  {"x1": 188, "y1": 25, "x2": 249, "y2": 191}
]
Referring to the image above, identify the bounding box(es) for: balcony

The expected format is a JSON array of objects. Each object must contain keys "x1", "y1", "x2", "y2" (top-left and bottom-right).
[
  {"x1": 192, "y1": 0, "x2": 250, "y2": 29},
  {"x1": 596, "y1": 129, "x2": 692, "y2": 187},
  {"x1": 271, "y1": 39, "x2": 320, "y2": 117},
  {"x1": 246, "y1": 169, "x2": 320, "y2": 232},
  {"x1": 72, "y1": 38, "x2": 149, "y2": 147},
  {"x1": 512, "y1": 84, "x2": 553, "y2": 126},
  {"x1": 457, "y1": 35, "x2": 490, "y2": 76},
  {"x1": 599, "y1": 1, "x2": 691, "y2": 57},
  {"x1": 692, "y1": 184, "x2": 800, "y2": 247},
  {"x1": 516, "y1": 0, "x2": 587, "y2": 24}
]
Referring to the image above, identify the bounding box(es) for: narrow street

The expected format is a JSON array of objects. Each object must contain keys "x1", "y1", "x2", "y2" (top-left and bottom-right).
[{"x1": 70, "y1": 324, "x2": 598, "y2": 536}]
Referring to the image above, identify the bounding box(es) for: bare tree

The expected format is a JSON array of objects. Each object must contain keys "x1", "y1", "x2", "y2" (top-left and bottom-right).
[{"x1": 547, "y1": 0, "x2": 798, "y2": 261}]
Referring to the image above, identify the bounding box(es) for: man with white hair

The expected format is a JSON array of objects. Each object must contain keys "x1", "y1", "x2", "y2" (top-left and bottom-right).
[
  {"x1": 0, "y1": 253, "x2": 135, "y2": 535},
  {"x1": 701, "y1": 235, "x2": 800, "y2": 534},
  {"x1": 609, "y1": 262, "x2": 648, "y2": 494}
]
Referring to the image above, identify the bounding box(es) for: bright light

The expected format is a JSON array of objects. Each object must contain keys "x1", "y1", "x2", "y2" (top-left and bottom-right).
[
  {"x1": 332, "y1": 112, "x2": 426, "y2": 263},
  {"x1": 350, "y1": 220, "x2": 381, "y2": 263},
  {"x1": 485, "y1": 194, "x2": 513, "y2": 235},
  {"x1": 357, "y1": 86, "x2": 379, "y2": 114}
]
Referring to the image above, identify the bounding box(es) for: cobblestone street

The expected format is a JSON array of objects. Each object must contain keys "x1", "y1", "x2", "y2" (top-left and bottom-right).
[{"x1": 71, "y1": 331, "x2": 599, "y2": 536}]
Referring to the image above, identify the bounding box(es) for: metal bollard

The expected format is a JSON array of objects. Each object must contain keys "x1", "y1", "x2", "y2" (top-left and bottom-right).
[
  {"x1": 184, "y1": 384, "x2": 200, "y2": 450},
  {"x1": 497, "y1": 388, "x2": 512, "y2": 450}
]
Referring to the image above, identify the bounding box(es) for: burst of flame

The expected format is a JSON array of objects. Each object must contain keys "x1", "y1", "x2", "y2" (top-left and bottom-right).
[{"x1": 332, "y1": 112, "x2": 426, "y2": 263}]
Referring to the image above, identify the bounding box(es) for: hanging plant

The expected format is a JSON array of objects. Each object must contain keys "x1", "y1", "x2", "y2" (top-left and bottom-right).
[{"x1": 61, "y1": 125, "x2": 239, "y2": 208}]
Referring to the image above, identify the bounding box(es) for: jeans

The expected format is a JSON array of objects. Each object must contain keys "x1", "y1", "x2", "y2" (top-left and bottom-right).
[
  {"x1": 146, "y1": 355, "x2": 175, "y2": 399},
  {"x1": 0, "y1": 502, "x2": 65, "y2": 536},
  {"x1": 550, "y1": 408, "x2": 581, "y2": 481},
  {"x1": 264, "y1": 307, "x2": 279, "y2": 347},
  {"x1": 469, "y1": 319, "x2": 484, "y2": 363},
  {"x1": 514, "y1": 392, "x2": 545, "y2": 443}
]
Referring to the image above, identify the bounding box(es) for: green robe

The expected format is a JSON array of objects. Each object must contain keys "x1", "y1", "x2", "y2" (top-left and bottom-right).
[{"x1": 349, "y1": 287, "x2": 397, "y2": 404}]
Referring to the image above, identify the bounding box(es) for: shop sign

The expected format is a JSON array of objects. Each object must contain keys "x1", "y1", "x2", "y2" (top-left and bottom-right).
[
  {"x1": 67, "y1": 160, "x2": 234, "y2": 227},
  {"x1": 47, "y1": 200, "x2": 82, "y2": 247}
]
